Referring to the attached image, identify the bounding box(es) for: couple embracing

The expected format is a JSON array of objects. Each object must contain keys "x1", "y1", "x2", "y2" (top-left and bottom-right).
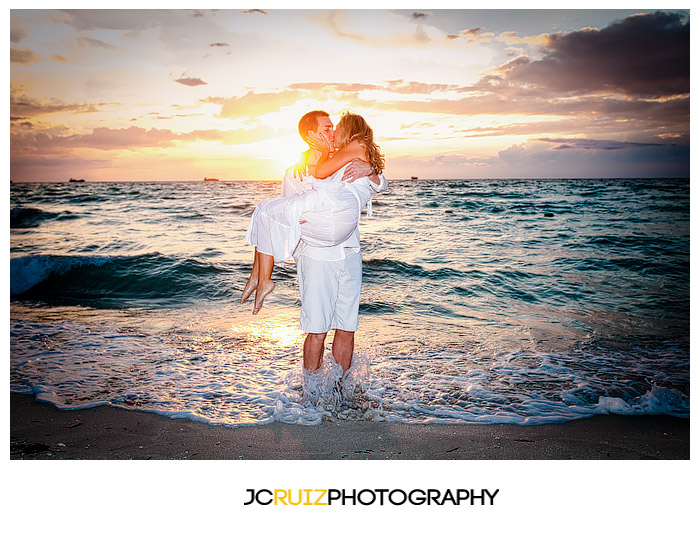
[{"x1": 242, "y1": 111, "x2": 387, "y2": 378}]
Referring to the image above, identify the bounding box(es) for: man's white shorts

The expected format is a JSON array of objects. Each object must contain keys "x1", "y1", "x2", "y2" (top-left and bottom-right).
[{"x1": 296, "y1": 249, "x2": 362, "y2": 334}]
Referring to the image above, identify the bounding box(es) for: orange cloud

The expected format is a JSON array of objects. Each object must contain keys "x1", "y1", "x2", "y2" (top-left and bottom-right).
[{"x1": 204, "y1": 90, "x2": 305, "y2": 118}]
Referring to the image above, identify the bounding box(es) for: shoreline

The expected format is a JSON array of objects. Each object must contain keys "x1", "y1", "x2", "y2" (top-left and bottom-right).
[{"x1": 10, "y1": 393, "x2": 689, "y2": 460}]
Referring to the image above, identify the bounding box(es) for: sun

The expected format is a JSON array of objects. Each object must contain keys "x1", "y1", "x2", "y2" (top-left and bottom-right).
[{"x1": 269, "y1": 133, "x2": 308, "y2": 174}]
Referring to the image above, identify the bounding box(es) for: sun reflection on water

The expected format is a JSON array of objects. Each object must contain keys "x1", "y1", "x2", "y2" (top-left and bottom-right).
[{"x1": 230, "y1": 313, "x2": 305, "y2": 350}]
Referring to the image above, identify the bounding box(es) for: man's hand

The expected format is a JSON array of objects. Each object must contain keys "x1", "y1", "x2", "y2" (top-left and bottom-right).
[
  {"x1": 292, "y1": 151, "x2": 310, "y2": 179},
  {"x1": 342, "y1": 159, "x2": 373, "y2": 183},
  {"x1": 292, "y1": 162, "x2": 308, "y2": 179}
]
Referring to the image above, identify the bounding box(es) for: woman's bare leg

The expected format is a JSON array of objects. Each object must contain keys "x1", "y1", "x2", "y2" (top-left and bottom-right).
[
  {"x1": 241, "y1": 249, "x2": 260, "y2": 304},
  {"x1": 253, "y1": 252, "x2": 275, "y2": 314}
]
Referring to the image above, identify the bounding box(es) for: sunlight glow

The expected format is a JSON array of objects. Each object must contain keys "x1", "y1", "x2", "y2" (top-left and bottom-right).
[
  {"x1": 10, "y1": 9, "x2": 688, "y2": 181},
  {"x1": 230, "y1": 318, "x2": 305, "y2": 350}
]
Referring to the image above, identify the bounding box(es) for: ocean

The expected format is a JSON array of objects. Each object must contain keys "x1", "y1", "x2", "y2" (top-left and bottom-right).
[{"x1": 10, "y1": 178, "x2": 690, "y2": 426}]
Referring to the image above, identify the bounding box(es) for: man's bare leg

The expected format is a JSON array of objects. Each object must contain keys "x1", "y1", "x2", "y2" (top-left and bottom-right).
[
  {"x1": 252, "y1": 252, "x2": 275, "y2": 314},
  {"x1": 331, "y1": 329, "x2": 355, "y2": 373},
  {"x1": 303, "y1": 332, "x2": 327, "y2": 372}
]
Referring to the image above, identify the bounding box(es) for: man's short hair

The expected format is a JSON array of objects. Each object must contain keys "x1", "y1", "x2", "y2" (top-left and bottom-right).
[{"x1": 298, "y1": 110, "x2": 329, "y2": 142}]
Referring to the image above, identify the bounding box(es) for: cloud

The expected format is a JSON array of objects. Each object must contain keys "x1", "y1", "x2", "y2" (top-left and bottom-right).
[
  {"x1": 10, "y1": 47, "x2": 39, "y2": 65},
  {"x1": 243, "y1": 9, "x2": 268, "y2": 15},
  {"x1": 78, "y1": 37, "x2": 116, "y2": 50},
  {"x1": 12, "y1": 124, "x2": 275, "y2": 155},
  {"x1": 410, "y1": 12, "x2": 430, "y2": 21},
  {"x1": 10, "y1": 24, "x2": 27, "y2": 43},
  {"x1": 204, "y1": 90, "x2": 304, "y2": 118},
  {"x1": 496, "y1": 11, "x2": 689, "y2": 97},
  {"x1": 385, "y1": 79, "x2": 462, "y2": 94},
  {"x1": 59, "y1": 9, "x2": 165, "y2": 31},
  {"x1": 10, "y1": 88, "x2": 98, "y2": 117},
  {"x1": 446, "y1": 27, "x2": 484, "y2": 40},
  {"x1": 62, "y1": 126, "x2": 180, "y2": 150},
  {"x1": 315, "y1": 9, "x2": 441, "y2": 48},
  {"x1": 209, "y1": 42, "x2": 229, "y2": 47},
  {"x1": 175, "y1": 76, "x2": 208, "y2": 87},
  {"x1": 288, "y1": 82, "x2": 381, "y2": 94},
  {"x1": 494, "y1": 137, "x2": 689, "y2": 178},
  {"x1": 536, "y1": 138, "x2": 663, "y2": 151}
]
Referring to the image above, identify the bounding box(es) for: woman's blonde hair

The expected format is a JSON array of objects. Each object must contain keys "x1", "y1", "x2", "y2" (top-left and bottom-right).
[{"x1": 334, "y1": 113, "x2": 385, "y2": 173}]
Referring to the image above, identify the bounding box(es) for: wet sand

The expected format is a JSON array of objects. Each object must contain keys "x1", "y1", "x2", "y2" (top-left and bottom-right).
[{"x1": 9, "y1": 394, "x2": 689, "y2": 460}]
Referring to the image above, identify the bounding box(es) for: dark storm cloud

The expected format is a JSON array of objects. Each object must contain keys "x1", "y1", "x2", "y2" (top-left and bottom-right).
[{"x1": 499, "y1": 11, "x2": 689, "y2": 97}]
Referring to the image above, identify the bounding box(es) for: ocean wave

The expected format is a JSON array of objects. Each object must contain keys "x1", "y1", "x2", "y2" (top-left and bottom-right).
[
  {"x1": 10, "y1": 253, "x2": 236, "y2": 304},
  {"x1": 10, "y1": 206, "x2": 79, "y2": 228},
  {"x1": 363, "y1": 258, "x2": 464, "y2": 279},
  {"x1": 595, "y1": 383, "x2": 689, "y2": 418}
]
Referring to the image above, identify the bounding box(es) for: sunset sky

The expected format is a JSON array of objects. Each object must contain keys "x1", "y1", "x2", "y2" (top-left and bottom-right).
[{"x1": 10, "y1": 7, "x2": 690, "y2": 181}]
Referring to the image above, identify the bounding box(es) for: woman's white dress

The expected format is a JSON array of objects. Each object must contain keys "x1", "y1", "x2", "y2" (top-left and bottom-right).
[{"x1": 245, "y1": 163, "x2": 372, "y2": 263}]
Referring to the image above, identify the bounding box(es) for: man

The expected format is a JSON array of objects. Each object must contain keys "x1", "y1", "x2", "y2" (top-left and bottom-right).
[{"x1": 281, "y1": 110, "x2": 387, "y2": 375}]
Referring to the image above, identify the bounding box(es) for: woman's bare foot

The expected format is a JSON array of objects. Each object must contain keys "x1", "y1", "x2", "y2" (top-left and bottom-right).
[
  {"x1": 241, "y1": 276, "x2": 258, "y2": 304},
  {"x1": 252, "y1": 279, "x2": 275, "y2": 314}
]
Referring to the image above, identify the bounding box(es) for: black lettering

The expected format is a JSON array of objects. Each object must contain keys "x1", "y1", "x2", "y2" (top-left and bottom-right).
[
  {"x1": 442, "y1": 489, "x2": 457, "y2": 505},
  {"x1": 357, "y1": 489, "x2": 375, "y2": 506},
  {"x1": 375, "y1": 489, "x2": 389, "y2": 505},
  {"x1": 428, "y1": 489, "x2": 443, "y2": 505},
  {"x1": 341, "y1": 489, "x2": 357, "y2": 506},
  {"x1": 456, "y1": 489, "x2": 470, "y2": 504},
  {"x1": 256, "y1": 489, "x2": 273, "y2": 506},
  {"x1": 328, "y1": 489, "x2": 341, "y2": 505},
  {"x1": 485, "y1": 489, "x2": 499, "y2": 505},
  {"x1": 389, "y1": 489, "x2": 407, "y2": 505},
  {"x1": 470, "y1": 489, "x2": 487, "y2": 505},
  {"x1": 243, "y1": 489, "x2": 256, "y2": 505},
  {"x1": 409, "y1": 489, "x2": 427, "y2": 505}
]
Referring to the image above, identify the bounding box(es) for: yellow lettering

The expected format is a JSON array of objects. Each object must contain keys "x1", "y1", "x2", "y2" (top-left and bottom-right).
[
  {"x1": 303, "y1": 489, "x2": 313, "y2": 506},
  {"x1": 288, "y1": 489, "x2": 302, "y2": 506},
  {"x1": 314, "y1": 489, "x2": 328, "y2": 506},
  {"x1": 274, "y1": 489, "x2": 288, "y2": 505}
]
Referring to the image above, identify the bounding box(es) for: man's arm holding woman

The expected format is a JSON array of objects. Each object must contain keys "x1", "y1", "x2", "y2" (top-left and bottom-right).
[{"x1": 308, "y1": 134, "x2": 386, "y2": 189}]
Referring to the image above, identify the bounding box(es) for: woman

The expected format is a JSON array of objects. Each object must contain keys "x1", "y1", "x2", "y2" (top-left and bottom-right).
[{"x1": 242, "y1": 112, "x2": 385, "y2": 314}]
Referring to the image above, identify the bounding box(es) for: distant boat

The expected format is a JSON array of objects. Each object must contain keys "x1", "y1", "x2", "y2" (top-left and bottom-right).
[
  {"x1": 203, "y1": 177, "x2": 219, "y2": 182},
  {"x1": 411, "y1": 176, "x2": 418, "y2": 180},
  {"x1": 69, "y1": 178, "x2": 85, "y2": 183}
]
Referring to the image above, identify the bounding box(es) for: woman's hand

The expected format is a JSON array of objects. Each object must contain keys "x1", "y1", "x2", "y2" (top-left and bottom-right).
[{"x1": 307, "y1": 131, "x2": 330, "y2": 154}]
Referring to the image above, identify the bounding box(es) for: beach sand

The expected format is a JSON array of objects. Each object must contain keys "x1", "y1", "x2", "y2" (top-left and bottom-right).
[{"x1": 10, "y1": 393, "x2": 689, "y2": 460}]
